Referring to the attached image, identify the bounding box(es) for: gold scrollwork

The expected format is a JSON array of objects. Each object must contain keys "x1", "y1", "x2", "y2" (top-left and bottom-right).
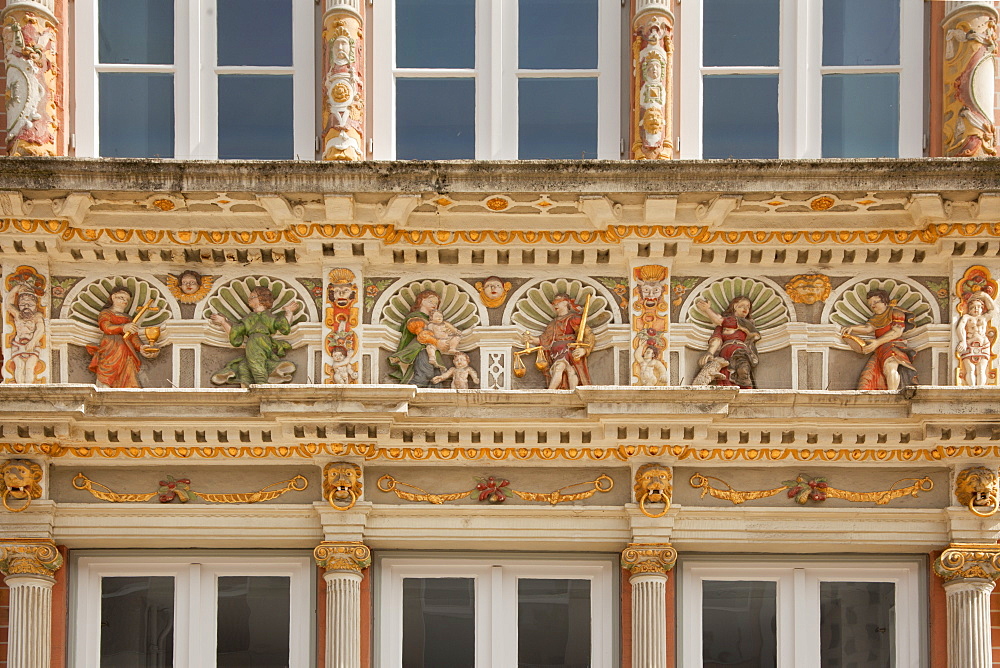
[
  {"x1": 621, "y1": 543, "x2": 678, "y2": 575},
  {"x1": 313, "y1": 541, "x2": 372, "y2": 572},
  {"x1": 935, "y1": 544, "x2": 1000, "y2": 582},
  {"x1": 72, "y1": 472, "x2": 308, "y2": 504},
  {"x1": 377, "y1": 473, "x2": 614, "y2": 506},
  {"x1": 689, "y1": 472, "x2": 934, "y2": 506},
  {"x1": 0, "y1": 540, "x2": 63, "y2": 577}
]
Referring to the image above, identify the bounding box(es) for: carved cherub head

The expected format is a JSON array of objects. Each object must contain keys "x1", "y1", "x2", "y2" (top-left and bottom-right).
[
  {"x1": 475, "y1": 276, "x2": 512, "y2": 309},
  {"x1": 785, "y1": 274, "x2": 832, "y2": 305},
  {"x1": 323, "y1": 462, "x2": 363, "y2": 510},
  {"x1": 1, "y1": 459, "x2": 43, "y2": 512},
  {"x1": 634, "y1": 463, "x2": 672, "y2": 518},
  {"x1": 956, "y1": 466, "x2": 999, "y2": 517}
]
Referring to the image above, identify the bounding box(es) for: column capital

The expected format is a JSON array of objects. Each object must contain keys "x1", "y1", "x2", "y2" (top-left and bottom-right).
[
  {"x1": 314, "y1": 541, "x2": 371, "y2": 573},
  {"x1": 934, "y1": 543, "x2": 1000, "y2": 582},
  {"x1": 621, "y1": 542, "x2": 677, "y2": 576},
  {"x1": 0, "y1": 539, "x2": 62, "y2": 578}
]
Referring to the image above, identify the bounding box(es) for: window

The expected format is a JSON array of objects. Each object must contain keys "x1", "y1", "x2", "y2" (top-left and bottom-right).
[
  {"x1": 680, "y1": 560, "x2": 924, "y2": 667},
  {"x1": 73, "y1": 555, "x2": 313, "y2": 667},
  {"x1": 75, "y1": 0, "x2": 314, "y2": 159},
  {"x1": 378, "y1": 557, "x2": 615, "y2": 667},
  {"x1": 679, "y1": 0, "x2": 922, "y2": 159},
  {"x1": 372, "y1": 0, "x2": 621, "y2": 159}
]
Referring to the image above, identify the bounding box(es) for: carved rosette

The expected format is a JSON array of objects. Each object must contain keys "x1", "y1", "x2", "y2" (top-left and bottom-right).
[
  {"x1": 0, "y1": 540, "x2": 62, "y2": 578},
  {"x1": 630, "y1": 2, "x2": 673, "y2": 160},
  {"x1": 632, "y1": 265, "x2": 670, "y2": 385},
  {"x1": 942, "y1": 2, "x2": 999, "y2": 157},
  {"x1": 314, "y1": 541, "x2": 371, "y2": 573},
  {"x1": 934, "y1": 544, "x2": 1000, "y2": 582},
  {"x1": 321, "y1": 1, "x2": 365, "y2": 161},
  {"x1": 621, "y1": 543, "x2": 677, "y2": 576},
  {"x1": 1, "y1": 2, "x2": 59, "y2": 156}
]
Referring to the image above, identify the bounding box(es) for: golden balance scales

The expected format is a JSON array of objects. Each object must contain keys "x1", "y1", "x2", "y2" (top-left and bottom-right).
[{"x1": 513, "y1": 295, "x2": 591, "y2": 378}]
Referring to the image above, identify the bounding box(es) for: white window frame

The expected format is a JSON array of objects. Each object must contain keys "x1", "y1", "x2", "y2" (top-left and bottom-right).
[
  {"x1": 75, "y1": 0, "x2": 315, "y2": 159},
  {"x1": 680, "y1": 559, "x2": 924, "y2": 667},
  {"x1": 72, "y1": 554, "x2": 314, "y2": 668},
  {"x1": 372, "y1": 0, "x2": 620, "y2": 159},
  {"x1": 377, "y1": 557, "x2": 615, "y2": 668},
  {"x1": 679, "y1": 0, "x2": 922, "y2": 159}
]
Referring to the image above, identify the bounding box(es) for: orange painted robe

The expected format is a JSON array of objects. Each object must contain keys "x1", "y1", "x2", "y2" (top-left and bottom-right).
[{"x1": 87, "y1": 310, "x2": 143, "y2": 388}]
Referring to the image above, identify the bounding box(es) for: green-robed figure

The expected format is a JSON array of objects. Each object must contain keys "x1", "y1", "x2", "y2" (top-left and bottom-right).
[
  {"x1": 387, "y1": 289, "x2": 448, "y2": 387},
  {"x1": 210, "y1": 286, "x2": 300, "y2": 386}
]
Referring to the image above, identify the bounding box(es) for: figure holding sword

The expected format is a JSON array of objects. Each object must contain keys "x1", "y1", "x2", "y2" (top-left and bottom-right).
[
  {"x1": 87, "y1": 287, "x2": 161, "y2": 388},
  {"x1": 519, "y1": 293, "x2": 594, "y2": 390}
]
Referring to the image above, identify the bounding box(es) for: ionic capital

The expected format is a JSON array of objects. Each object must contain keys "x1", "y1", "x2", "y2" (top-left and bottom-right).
[
  {"x1": 934, "y1": 544, "x2": 1000, "y2": 582},
  {"x1": 621, "y1": 542, "x2": 677, "y2": 576},
  {"x1": 0, "y1": 539, "x2": 62, "y2": 578},
  {"x1": 313, "y1": 541, "x2": 371, "y2": 573}
]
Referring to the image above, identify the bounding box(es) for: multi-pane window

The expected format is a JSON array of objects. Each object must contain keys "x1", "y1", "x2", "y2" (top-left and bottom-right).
[
  {"x1": 372, "y1": 0, "x2": 621, "y2": 159},
  {"x1": 680, "y1": 0, "x2": 922, "y2": 159},
  {"x1": 681, "y1": 560, "x2": 924, "y2": 667},
  {"x1": 379, "y1": 558, "x2": 614, "y2": 667},
  {"x1": 74, "y1": 556, "x2": 313, "y2": 667},
  {"x1": 76, "y1": 0, "x2": 314, "y2": 159}
]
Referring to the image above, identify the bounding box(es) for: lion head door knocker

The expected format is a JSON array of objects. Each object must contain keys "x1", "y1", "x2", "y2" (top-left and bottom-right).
[
  {"x1": 634, "y1": 463, "x2": 672, "y2": 518},
  {"x1": 323, "y1": 462, "x2": 363, "y2": 511},
  {"x1": 955, "y1": 466, "x2": 1000, "y2": 517},
  {"x1": 1, "y1": 459, "x2": 43, "y2": 512}
]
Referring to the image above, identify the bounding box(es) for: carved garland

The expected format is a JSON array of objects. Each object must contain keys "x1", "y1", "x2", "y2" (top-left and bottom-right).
[
  {"x1": 689, "y1": 472, "x2": 934, "y2": 505},
  {"x1": 72, "y1": 472, "x2": 308, "y2": 503},
  {"x1": 376, "y1": 473, "x2": 613, "y2": 505}
]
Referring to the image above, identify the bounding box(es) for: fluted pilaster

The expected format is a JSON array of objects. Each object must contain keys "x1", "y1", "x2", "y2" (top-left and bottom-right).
[
  {"x1": 934, "y1": 544, "x2": 1000, "y2": 668},
  {"x1": 0, "y1": 540, "x2": 62, "y2": 668},
  {"x1": 314, "y1": 541, "x2": 371, "y2": 668},
  {"x1": 622, "y1": 543, "x2": 677, "y2": 668}
]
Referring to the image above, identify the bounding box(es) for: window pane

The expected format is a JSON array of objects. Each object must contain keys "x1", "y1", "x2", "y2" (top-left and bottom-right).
[
  {"x1": 703, "y1": 75, "x2": 778, "y2": 159},
  {"x1": 218, "y1": 0, "x2": 292, "y2": 67},
  {"x1": 820, "y1": 582, "x2": 895, "y2": 667},
  {"x1": 403, "y1": 578, "x2": 475, "y2": 668},
  {"x1": 518, "y1": 78, "x2": 597, "y2": 159},
  {"x1": 519, "y1": 0, "x2": 597, "y2": 69},
  {"x1": 217, "y1": 576, "x2": 290, "y2": 668},
  {"x1": 218, "y1": 75, "x2": 294, "y2": 159},
  {"x1": 100, "y1": 576, "x2": 174, "y2": 667},
  {"x1": 823, "y1": 0, "x2": 899, "y2": 66},
  {"x1": 702, "y1": 581, "x2": 777, "y2": 668},
  {"x1": 822, "y1": 73, "x2": 898, "y2": 158},
  {"x1": 704, "y1": 0, "x2": 779, "y2": 67},
  {"x1": 99, "y1": 72, "x2": 174, "y2": 158},
  {"x1": 518, "y1": 579, "x2": 591, "y2": 668},
  {"x1": 396, "y1": 0, "x2": 474, "y2": 69},
  {"x1": 396, "y1": 78, "x2": 475, "y2": 159},
  {"x1": 98, "y1": 0, "x2": 173, "y2": 64}
]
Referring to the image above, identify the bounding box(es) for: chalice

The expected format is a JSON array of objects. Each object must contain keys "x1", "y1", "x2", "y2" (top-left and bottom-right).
[{"x1": 143, "y1": 326, "x2": 161, "y2": 354}]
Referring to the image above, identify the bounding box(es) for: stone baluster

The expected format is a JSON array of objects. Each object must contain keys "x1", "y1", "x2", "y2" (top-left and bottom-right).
[
  {"x1": 934, "y1": 544, "x2": 1000, "y2": 668},
  {"x1": 942, "y1": 1, "x2": 998, "y2": 157},
  {"x1": 314, "y1": 541, "x2": 372, "y2": 668},
  {"x1": 0, "y1": 540, "x2": 63, "y2": 668},
  {"x1": 321, "y1": 0, "x2": 365, "y2": 160},
  {"x1": 630, "y1": 0, "x2": 674, "y2": 160},
  {"x1": 621, "y1": 543, "x2": 677, "y2": 668},
  {"x1": 2, "y1": 0, "x2": 61, "y2": 156}
]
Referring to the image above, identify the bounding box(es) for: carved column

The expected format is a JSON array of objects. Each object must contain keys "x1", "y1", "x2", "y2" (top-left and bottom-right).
[
  {"x1": 321, "y1": 0, "x2": 365, "y2": 160},
  {"x1": 0, "y1": 540, "x2": 63, "y2": 668},
  {"x1": 2, "y1": 0, "x2": 60, "y2": 156},
  {"x1": 942, "y1": 1, "x2": 998, "y2": 157},
  {"x1": 621, "y1": 543, "x2": 677, "y2": 668},
  {"x1": 631, "y1": 0, "x2": 674, "y2": 160},
  {"x1": 934, "y1": 544, "x2": 1000, "y2": 668},
  {"x1": 314, "y1": 541, "x2": 371, "y2": 668}
]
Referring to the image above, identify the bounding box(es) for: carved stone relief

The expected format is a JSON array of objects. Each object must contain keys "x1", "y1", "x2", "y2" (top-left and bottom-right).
[
  {"x1": 2, "y1": 7, "x2": 58, "y2": 156},
  {"x1": 3, "y1": 265, "x2": 47, "y2": 384},
  {"x1": 943, "y1": 3, "x2": 998, "y2": 156},
  {"x1": 955, "y1": 266, "x2": 997, "y2": 386},
  {"x1": 632, "y1": 265, "x2": 669, "y2": 386}
]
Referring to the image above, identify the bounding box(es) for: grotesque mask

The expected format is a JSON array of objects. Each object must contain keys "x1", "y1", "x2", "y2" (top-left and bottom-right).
[
  {"x1": 323, "y1": 462, "x2": 363, "y2": 510},
  {"x1": 634, "y1": 463, "x2": 672, "y2": 518},
  {"x1": 956, "y1": 466, "x2": 999, "y2": 517},
  {"x1": 1, "y1": 459, "x2": 43, "y2": 512}
]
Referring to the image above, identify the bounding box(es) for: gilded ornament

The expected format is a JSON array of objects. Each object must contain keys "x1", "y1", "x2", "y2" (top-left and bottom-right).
[
  {"x1": 934, "y1": 544, "x2": 1000, "y2": 582},
  {"x1": 809, "y1": 196, "x2": 835, "y2": 211},
  {"x1": 955, "y1": 466, "x2": 999, "y2": 517},
  {"x1": 784, "y1": 274, "x2": 832, "y2": 305},
  {"x1": 313, "y1": 541, "x2": 371, "y2": 572},
  {"x1": 323, "y1": 462, "x2": 362, "y2": 510},
  {"x1": 689, "y1": 472, "x2": 934, "y2": 506},
  {"x1": 4, "y1": 265, "x2": 47, "y2": 384},
  {"x1": 325, "y1": 268, "x2": 359, "y2": 384},
  {"x1": 0, "y1": 540, "x2": 62, "y2": 577},
  {"x1": 151, "y1": 199, "x2": 175, "y2": 211},
  {"x1": 475, "y1": 276, "x2": 512, "y2": 309},
  {"x1": 486, "y1": 197, "x2": 509, "y2": 211},
  {"x1": 377, "y1": 473, "x2": 613, "y2": 506},
  {"x1": 72, "y1": 472, "x2": 308, "y2": 504},
  {"x1": 954, "y1": 266, "x2": 998, "y2": 387},
  {"x1": 633, "y1": 463, "x2": 671, "y2": 518},
  {"x1": 167, "y1": 270, "x2": 213, "y2": 304},
  {"x1": 621, "y1": 543, "x2": 677, "y2": 575},
  {"x1": 0, "y1": 459, "x2": 42, "y2": 512},
  {"x1": 632, "y1": 265, "x2": 669, "y2": 386}
]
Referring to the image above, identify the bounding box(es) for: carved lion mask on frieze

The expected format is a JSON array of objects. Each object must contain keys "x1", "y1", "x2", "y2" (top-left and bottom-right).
[
  {"x1": 1, "y1": 459, "x2": 43, "y2": 512},
  {"x1": 956, "y1": 466, "x2": 999, "y2": 517},
  {"x1": 634, "y1": 463, "x2": 672, "y2": 518},
  {"x1": 323, "y1": 462, "x2": 363, "y2": 511}
]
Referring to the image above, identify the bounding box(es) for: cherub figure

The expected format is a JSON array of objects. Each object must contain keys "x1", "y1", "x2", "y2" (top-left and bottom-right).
[
  {"x1": 956, "y1": 291, "x2": 996, "y2": 386},
  {"x1": 432, "y1": 352, "x2": 479, "y2": 389},
  {"x1": 329, "y1": 345, "x2": 358, "y2": 385},
  {"x1": 636, "y1": 340, "x2": 669, "y2": 386},
  {"x1": 423, "y1": 309, "x2": 465, "y2": 367}
]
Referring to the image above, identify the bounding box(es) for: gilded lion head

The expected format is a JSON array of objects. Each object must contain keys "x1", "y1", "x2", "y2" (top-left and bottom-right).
[
  {"x1": 1, "y1": 459, "x2": 43, "y2": 511},
  {"x1": 634, "y1": 463, "x2": 672, "y2": 516},
  {"x1": 323, "y1": 462, "x2": 363, "y2": 510},
  {"x1": 956, "y1": 466, "x2": 999, "y2": 516}
]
